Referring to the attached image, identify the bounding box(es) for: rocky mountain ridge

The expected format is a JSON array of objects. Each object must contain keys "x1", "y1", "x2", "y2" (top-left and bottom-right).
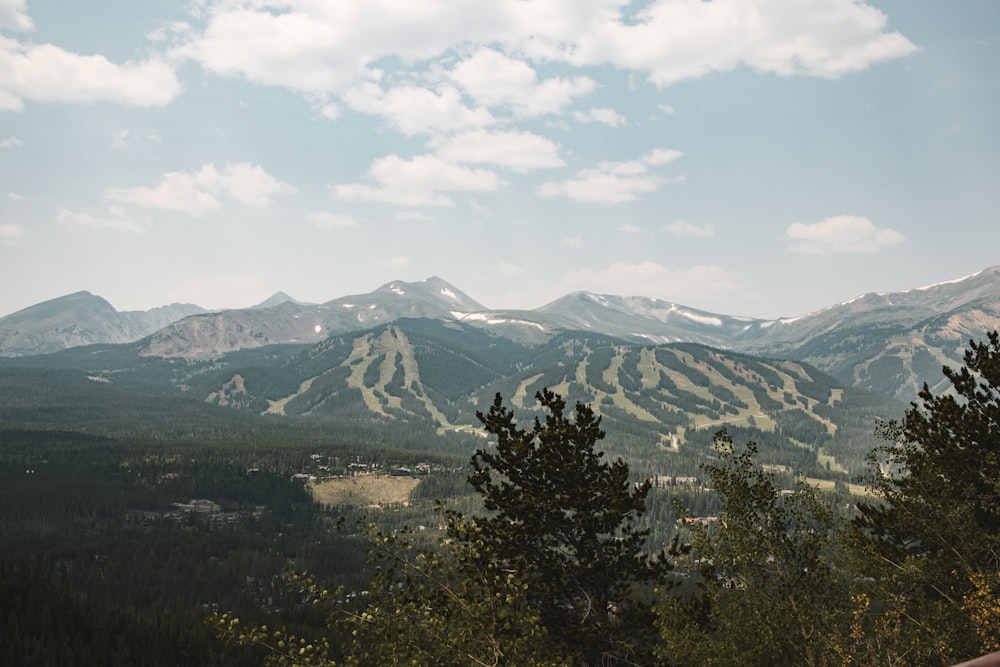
[
  {"x1": 0, "y1": 291, "x2": 205, "y2": 357},
  {"x1": 3, "y1": 268, "x2": 998, "y2": 401}
]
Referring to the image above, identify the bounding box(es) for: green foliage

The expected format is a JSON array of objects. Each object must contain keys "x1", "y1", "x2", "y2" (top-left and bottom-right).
[
  {"x1": 215, "y1": 516, "x2": 568, "y2": 667},
  {"x1": 342, "y1": 518, "x2": 566, "y2": 666},
  {"x1": 467, "y1": 389, "x2": 673, "y2": 665},
  {"x1": 0, "y1": 439, "x2": 359, "y2": 666},
  {"x1": 215, "y1": 389, "x2": 679, "y2": 666},
  {"x1": 852, "y1": 331, "x2": 1000, "y2": 663},
  {"x1": 858, "y1": 354, "x2": 909, "y2": 396},
  {"x1": 773, "y1": 408, "x2": 832, "y2": 445},
  {"x1": 682, "y1": 424, "x2": 821, "y2": 477},
  {"x1": 1, "y1": 561, "x2": 260, "y2": 667},
  {"x1": 584, "y1": 346, "x2": 618, "y2": 394},
  {"x1": 657, "y1": 430, "x2": 852, "y2": 667}
]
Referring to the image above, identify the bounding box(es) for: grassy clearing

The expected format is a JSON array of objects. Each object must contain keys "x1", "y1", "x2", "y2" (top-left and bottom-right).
[
  {"x1": 311, "y1": 475, "x2": 420, "y2": 507},
  {"x1": 802, "y1": 478, "x2": 872, "y2": 497},
  {"x1": 265, "y1": 376, "x2": 316, "y2": 416},
  {"x1": 817, "y1": 449, "x2": 848, "y2": 474},
  {"x1": 804, "y1": 477, "x2": 837, "y2": 491}
]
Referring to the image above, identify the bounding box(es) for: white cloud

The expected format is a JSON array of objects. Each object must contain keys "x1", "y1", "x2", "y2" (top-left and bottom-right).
[
  {"x1": 560, "y1": 0, "x2": 918, "y2": 86},
  {"x1": 538, "y1": 147, "x2": 683, "y2": 203},
  {"x1": 785, "y1": 214, "x2": 905, "y2": 254},
  {"x1": 105, "y1": 162, "x2": 295, "y2": 215},
  {"x1": 448, "y1": 47, "x2": 596, "y2": 116},
  {"x1": 431, "y1": 129, "x2": 564, "y2": 172},
  {"x1": 658, "y1": 103, "x2": 676, "y2": 114},
  {"x1": 177, "y1": 0, "x2": 916, "y2": 113},
  {"x1": 167, "y1": 274, "x2": 269, "y2": 310},
  {"x1": 112, "y1": 130, "x2": 130, "y2": 150},
  {"x1": 0, "y1": 36, "x2": 181, "y2": 111},
  {"x1": 560, "y1": 262, "x2": 752, "y2": 306},
  {"x1": 343, "y1": 82, "x2": 493, "y2": 136},
  {"x1": 571, "y1": 107, "x2": 627, "y2": 127},
  {"x1": 178, "y1": 4, "x2": 380, "y2": 95},
  {"x1": 642, "y1": 148, "x2": 684, "y2": 165},
  {"x1": 110, "y1": 129, "x2": 162, "y2": 150},
  {"x1": 305, "y1": 209, "x2": 359, "y2": 230},
  {"x1": 561, "y1": 235, "x2": 583, "y2": 248},
  {"x1": 106, "y1": 171, "x2": 221, "y2": 216},
  {"x1": 665, "y1": 220, "x2": 714, "y2": 238},
  {"x1": 468, "y1": 200, "x2": 494, "y2": 217},
  {"x1": 57, "y1": 207, "x2": 145, "y2": 233},
  {"x1": 376, "y1": 256, "x2": 410, "y2": 269},
  {"x1": 394, "y1": 210, "x2": 434, "y2": 222},
  {"x1": 334, "y1": 154, "x2": 502, "y2": 207},
  {"x1": 198, "y1": 163, "x2": 297, "y2": 207},
  {"x1": 1, "y1": 134, "x2": 23, "y2": 148},
  {"x1": 540, "y1": 172, "x2": 660, "y2": 204},
  {"x1": 111, "y1": 130, "x2": 163, "y2": 150},
  {"x1": 0, "y1": 222, "x2": 22, "y2": 245},
  {"x1": 488, "y1": 262, "x2": 524, "y2": 278},
  {"x1": 145, "y1": 21, "x2": 192, "y2": 43},
  {"x1": 7, "y1": 191, "x2": 21, "y2": 200},
  {"x1": 318, "y1": 100, "x2": 339, "y2": 119},
  {"x1": 0, "y1": 0, "x2": 31, "y2": 31},
  {"x1": 621, "y1": 224, "x2": 642, "y2": 234}
]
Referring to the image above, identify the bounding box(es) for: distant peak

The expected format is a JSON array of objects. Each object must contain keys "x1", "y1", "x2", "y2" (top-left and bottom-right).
[
  {"x1": 46, "y1": 291, "x2": 115, "y2": 309},
  {"x1": 253, "y1": 291, "x2": 305, "y2": 309}
]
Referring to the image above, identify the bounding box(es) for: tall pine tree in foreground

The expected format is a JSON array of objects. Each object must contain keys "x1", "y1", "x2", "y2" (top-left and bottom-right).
[
  {"x1": 214, "y1": 389, "x2": 669, "y2": 666},
  {"x1": 461, "y1": 389, "x2": 672, "y2": 666},
  {"x1": 853, "y1": 331, "x2": 1000, "y2": 664}
]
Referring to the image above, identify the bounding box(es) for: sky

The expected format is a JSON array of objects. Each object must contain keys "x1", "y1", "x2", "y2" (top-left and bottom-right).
[{"x1": 1, "y1": 0, "x2": 998, "y2": 320}]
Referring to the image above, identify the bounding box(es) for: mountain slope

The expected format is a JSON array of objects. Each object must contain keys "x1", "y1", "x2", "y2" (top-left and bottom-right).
[
  {"x1": 0, "y1": 313, "x2": 905, "y2": 479},
  {"x1": 141, "y1": 277, "x2": 488, "y2": 360},
  {"x1": 0, "y1": 292, "x2": 204, "y2": 357},
  {"x1": 184, "y1": 320, "x2": 897, "y2": 477},
  {"x1": 455, "y1": 267, "x2": 1000, "y2": 400},
  {"x1": 734, "y1": 266, "x2": 1000, "y2": 399},
  {"x1": 3, "y1": 268, "x2": 998, "y2": 402}
]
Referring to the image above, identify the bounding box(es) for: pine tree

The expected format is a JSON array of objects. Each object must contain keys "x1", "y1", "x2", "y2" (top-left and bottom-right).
[
  {"x1": 460, "y1": 389, "x2": 671, "y2": 666},
  {"x1": 854, "y1": 331, "x2": 1000, "y2": 663}
]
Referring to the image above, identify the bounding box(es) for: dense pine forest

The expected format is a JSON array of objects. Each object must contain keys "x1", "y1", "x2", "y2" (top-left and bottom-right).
[{"x1": 0, "y1": 379, "x2": 471, "y2": 666}]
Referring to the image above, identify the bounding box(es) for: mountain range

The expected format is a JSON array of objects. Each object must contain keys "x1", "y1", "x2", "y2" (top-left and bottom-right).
[
  {"x1": 3, "y1": 268, "x2": 998, "y2": 401},
  {"x1": 4, "y1": 267, "x2": 999, "y2": 484},
  {"x1": 0, "y1": 291, "x2": 205, "y2": 357}
]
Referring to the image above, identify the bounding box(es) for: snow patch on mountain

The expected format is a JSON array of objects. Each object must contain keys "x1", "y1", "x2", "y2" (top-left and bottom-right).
[
  {"x1": 452, "y1": 311, "x2": 546, "y2": 330},
  {"x1": 679, "y1": 311, "x2": 722, "y2": 326},
  {"x1": 912, "y1": 270, "x2": 980, "y2": 291}
]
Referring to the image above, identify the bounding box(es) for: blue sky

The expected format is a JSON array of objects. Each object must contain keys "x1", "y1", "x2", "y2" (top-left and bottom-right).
[{"x1": 1, "y1": 0, "x2": 997, "y2": 320}]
